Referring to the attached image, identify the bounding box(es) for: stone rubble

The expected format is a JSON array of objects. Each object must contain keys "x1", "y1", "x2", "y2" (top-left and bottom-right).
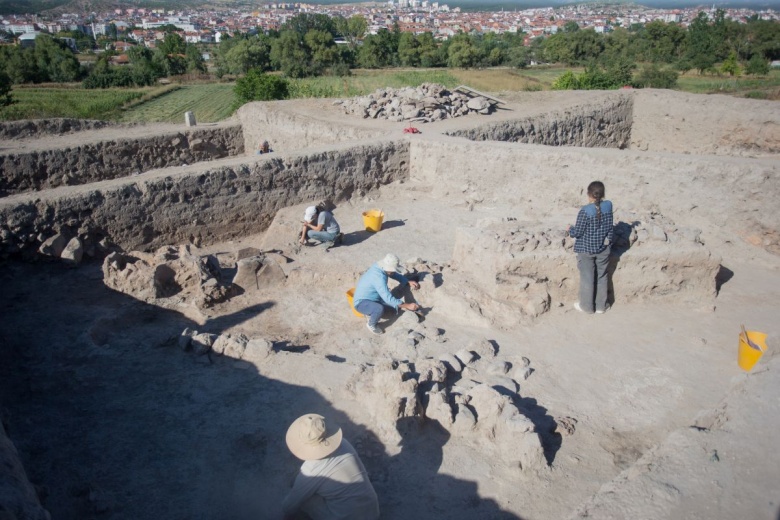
[
  {"x1": 335, "y1": 83, "x2": 496, "y2": 123},
  {"x1": 345, "y1": 329, "x2": 548, "y2": 474}
]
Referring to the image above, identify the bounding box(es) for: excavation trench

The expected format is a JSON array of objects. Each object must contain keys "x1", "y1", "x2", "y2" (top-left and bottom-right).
[{"x1": 1, "y1": 89, "x2": 779, "y2": 520}]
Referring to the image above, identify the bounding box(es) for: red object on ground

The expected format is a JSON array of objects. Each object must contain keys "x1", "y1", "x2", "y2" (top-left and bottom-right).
[{"x1": 403, "y1": 126, "x2": 420, "y2": 134}]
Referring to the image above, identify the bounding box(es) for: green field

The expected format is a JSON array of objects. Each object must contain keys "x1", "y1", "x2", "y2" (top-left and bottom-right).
[
  {"x1": 676, "y1": 69, "x2": 780, "y2": 98},
  {"x1": 2, "y1": 67, "x2": 777, "y2": 124},
  {"x1": 0, "y1": 86, "x2": 145, "y2": 121},
  {"x1": 119, "y1": 83, "x2": 237, "y2": 124}
]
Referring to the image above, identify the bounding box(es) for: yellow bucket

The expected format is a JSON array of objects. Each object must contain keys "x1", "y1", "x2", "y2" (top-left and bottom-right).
[
  {"x1": 362, "y1": 209, "x2": 384, "y2": 232},
  {"x1": 738, "y1": 330, "x2": 768, "y2": 371},
  {"x1": 346, "y1": 288, "x2": 363, "y2": 317}
]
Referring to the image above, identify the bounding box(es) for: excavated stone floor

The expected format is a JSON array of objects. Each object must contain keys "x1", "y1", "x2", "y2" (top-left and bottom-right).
[{"x1": 1, "y1": 89, "x2": 779, "y2": 520}]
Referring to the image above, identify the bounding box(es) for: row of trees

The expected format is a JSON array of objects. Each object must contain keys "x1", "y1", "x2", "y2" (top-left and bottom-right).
[
  {"x1": 213, "y1": 11, "x2": 777, "y2": 80},
  {"x1": 542, "y1": 12, "x2": 778, "y2": 74},
  {"x1": 0, "y1": 31, "x2": 204, "y2": 88},
  {"x1": 214, "y1": 13, "x2": 532, "y2": 77},
  {"x1": 0, "y1": 10, "x2": 776, "y2": 91}
]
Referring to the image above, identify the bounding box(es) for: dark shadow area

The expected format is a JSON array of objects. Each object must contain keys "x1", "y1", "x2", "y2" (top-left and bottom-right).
[
  {"x1": 273, "y1": 340, "x2": 311, "y2": 354},
  {"x1": 340, "y1": 229, "x2": 374, "y2": 247},
  {"x1": 510, "y1": 395, "x2": 562, "y2": 466},
  {"x1": 325, "y1": 355, "x2": 346, "y2": 363},
  {"x1": 379, "y1": 219, "x2": 405, "y2": 230},
  {"x1": 606, "y1": 220, "x2": 640, "y2": 307},
  {"x1": 340, "y1": 220, "x2": 405, "y2": 247},
  {"x1": 0, "y1": 261, "x2": 354, "y2": 520},
  {"x1": 715, "y1": 265, "x2": 734, "y2": 294},
  {"x1": 0, "y1": 259, "x2": 528, "y2": 520},
  {"x1": 363, "y1": 417, "x2": 524, "y2": 520}
]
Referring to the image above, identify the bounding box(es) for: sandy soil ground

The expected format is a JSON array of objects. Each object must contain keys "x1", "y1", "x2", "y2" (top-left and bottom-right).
[{"x1": 1, "y1": 90, "x2": 779, "y2": 520}]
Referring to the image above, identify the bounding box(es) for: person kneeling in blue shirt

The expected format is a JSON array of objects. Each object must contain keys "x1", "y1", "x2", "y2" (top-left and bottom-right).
[{"x1": 353, "y1": 253, "x2": 420, "y2": 335}]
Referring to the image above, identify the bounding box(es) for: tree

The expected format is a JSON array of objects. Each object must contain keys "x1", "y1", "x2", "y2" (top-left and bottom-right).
[
  {"x1": 745, "y1": 53, "x2": 769, "y2": 75},
  {"x1": 397, "y1": 32, "x2": 420, "y2": 67},
  {"x1": 416, "y1": 32, "x2": 443, "y2": 67},
  {"x1": 271, "y1": 30, "x2": 312, "y2": 78},
  {"x1": 0, "y1": 46, "x2": 39, "y2": 83},
  {"x1": 281, "y1": 14, "x2": 336, "y2": 38},
  {"x1": 33, "y1": 34, "x2": 81, "y2": 82},
  {"x1": 334, "y1": 15, "x2": 367, "y2": 50},
  {"x1": 233, "y1": 68, "x2": 289, "y2": 106},
  {"x1": 0, "y1": 70, "x2": 13, "y2": 106},
  {"x1": 157, "y1": 32, "x2": 186, "y2": 56},
  {"x1": 633, "y1": 64, "x2": 678, "y2": 88},
  {"x1": 185, "y1": 45, "x2": 206, "y2": 73},
  {"x1": 686, "y1": 12, "x2": 718, "y2": 74},
  {"x1": 563, "y1": 21, "x2": 580, "y2": 33},
  {"x1": 446, "y1": 33, "x2": 479, "y2": 68},
  {"x1": 720, "y1": 51, "x2": 740, "y2": 76},
  {"x1": 357, "y1": 29, "x2": 398, "y2": 68},
  {"x1": 222, "y1": 36, "x2": 272, "y2": 75},
  {"x1": 304, "y1": 29, "x2": 338, "y2": 73}
]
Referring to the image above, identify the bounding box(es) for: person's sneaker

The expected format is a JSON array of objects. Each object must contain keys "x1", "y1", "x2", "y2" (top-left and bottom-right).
[
  {"x1": 366, "y1": 322, "x2": 383, "y2": 335},
  {"x1": 573, "y1": 302, "x2": 594, "y2": 314},
  {"x1": 595, "y1": 305, "x2": 610, "y2": 314}
]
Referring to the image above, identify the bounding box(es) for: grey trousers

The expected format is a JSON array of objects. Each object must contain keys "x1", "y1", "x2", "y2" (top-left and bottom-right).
[{"x1": 576, "y1": 246, "x2": 611, "y2": 313}]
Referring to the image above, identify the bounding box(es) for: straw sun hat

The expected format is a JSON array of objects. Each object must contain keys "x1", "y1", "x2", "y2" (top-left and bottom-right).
[{"x1": 286, "y1": 414, "x2": 343, "y2": 461}]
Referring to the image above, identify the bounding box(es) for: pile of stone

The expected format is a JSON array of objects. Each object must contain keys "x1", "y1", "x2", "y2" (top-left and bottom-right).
[
  {"x1": 346, "y1": 329, "x2": 548, "y2": 474},
  {"x1": 101, "y1": 245, "x2": 288, "y2": 309},
  {"x1": 178, "y1": 329, "x2": 274, "y2": 365},
  {"x1": 335, "y1": 83, "x2": 496, "y2": 123}
]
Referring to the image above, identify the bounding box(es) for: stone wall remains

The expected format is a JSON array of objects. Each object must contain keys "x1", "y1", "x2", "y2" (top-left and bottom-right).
[
  {"x1": 0, "y1": 118, "x2": 115, "y2": 140},
  {"x1": 0, "y1": 125, "x2": 245, "y2": 196},
  {"x1": 0, "y1": 140, "x2": 409, "y2": 258},
  {"x1": 445, "y1": 94, "x2": 632, "y2": 148},
  {"x1": 434, "y1": 217, "x2": 720, "y2": 329}
]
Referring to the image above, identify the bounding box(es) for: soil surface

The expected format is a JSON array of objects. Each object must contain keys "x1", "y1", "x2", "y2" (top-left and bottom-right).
[{"x1": 1, "y1": 89, "x2": 779, "y2": 520}]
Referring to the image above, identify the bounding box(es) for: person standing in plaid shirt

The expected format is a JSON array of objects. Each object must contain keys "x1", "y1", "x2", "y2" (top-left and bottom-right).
[{"x1": 568, "y1": 181, "x2": 614, "y2": 314}]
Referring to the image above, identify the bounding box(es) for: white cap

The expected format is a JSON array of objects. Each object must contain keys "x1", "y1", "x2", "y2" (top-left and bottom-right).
[{"x1": 304, "y1": 206, "x2": 317, "y2": 221}]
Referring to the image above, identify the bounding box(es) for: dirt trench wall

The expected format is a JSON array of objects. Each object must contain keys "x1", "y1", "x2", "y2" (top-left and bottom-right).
[
  {"x1": 630, "y1": 90, "x2": 780, "y2": 157},
  {"x1": 0, "y1": 125, "x2": 245, "y2": 196},
  {"x1": 236, "y1": 100, "x2": 389, "y2": 154},
  {"x1": 0, "y1": 118, "x2": 115, "y2": 140},
  {"x1": 409, "y1": 139, "x2": 780, "y2": 255},
  {"x1": 445, "y1": 93, "x2": 632, "y2": 148},
  {"x1": 0, "y1": 420, "x2": 49, "y2": 520},
  {"x1": 0, "y1": 140, "x2": 408, "y2": 257}
]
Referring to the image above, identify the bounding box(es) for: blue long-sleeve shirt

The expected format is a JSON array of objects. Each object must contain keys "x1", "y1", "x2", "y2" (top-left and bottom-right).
[
  {"x1": 569, "y1": 200, "x2": 614, "y2": 254},
  {"x1": 353, "y1": 263, "x2": 409, "y2": 309}
]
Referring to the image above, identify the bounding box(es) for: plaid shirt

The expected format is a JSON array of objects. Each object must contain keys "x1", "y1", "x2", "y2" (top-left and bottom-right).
[{"x1": 569, "y1": 200, "x2": 614, "y2": 254}]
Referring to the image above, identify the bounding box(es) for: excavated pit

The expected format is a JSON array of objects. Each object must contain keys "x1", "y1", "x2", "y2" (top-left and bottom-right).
[{"x1": 1, "y1": 89, "x2": 779, "y2": 520}]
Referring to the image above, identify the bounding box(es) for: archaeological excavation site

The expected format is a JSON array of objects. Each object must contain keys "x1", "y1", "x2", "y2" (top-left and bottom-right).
[{"x1": 1, "y1": 87, "x2": 779, "y2": 520}]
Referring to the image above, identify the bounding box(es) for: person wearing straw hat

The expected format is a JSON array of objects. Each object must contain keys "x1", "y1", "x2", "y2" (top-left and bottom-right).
[
  {"x1": 299, "y1": 204, "x2": 343, "y2": 249},
  {"x1": 352, "y1": 253, "x2": 420, "y2": 335},
  {"x1": 282, "y1": 414, "x2": 379, "y2": 520}
]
